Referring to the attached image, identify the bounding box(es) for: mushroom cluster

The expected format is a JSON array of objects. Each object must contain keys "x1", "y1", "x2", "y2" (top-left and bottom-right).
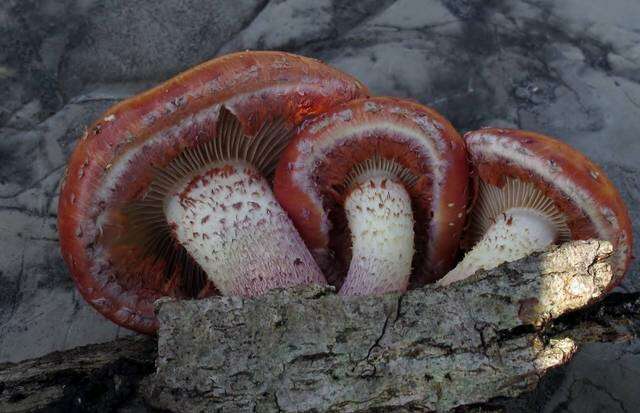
[{"x1": 58, "y1": 51, "x2": 633, "y2": 334}]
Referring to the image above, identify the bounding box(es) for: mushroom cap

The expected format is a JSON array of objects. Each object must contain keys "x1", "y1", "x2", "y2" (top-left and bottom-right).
[
  {"x1": 58, "y1": 51, "x2": 368, "y2": 334},
  {"x1": 274, "y1": 97, "x2": 469, "y2": 285},
  {"x1": 464, "y1": 128, "x2": 633, "y2": 285}
]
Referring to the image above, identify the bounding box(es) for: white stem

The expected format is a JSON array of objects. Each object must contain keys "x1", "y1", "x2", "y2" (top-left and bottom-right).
[
  {"x1": 164, "y1": 161, "x2": 325, "y2": 296},
  {"x1": 339, "y1": 177, "x2": 414, "y2": 296},
  {"x1": 438, "y1": 207, "x2": 557, "y2": 286}
]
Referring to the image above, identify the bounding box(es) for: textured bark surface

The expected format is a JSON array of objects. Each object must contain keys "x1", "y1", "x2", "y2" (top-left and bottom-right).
[
  {"x1": 0, "y1": 336, "x2": 156, "y2": 413},
  {"x1": 143, "y1": 240, "x2": 628, "y2": 412}
]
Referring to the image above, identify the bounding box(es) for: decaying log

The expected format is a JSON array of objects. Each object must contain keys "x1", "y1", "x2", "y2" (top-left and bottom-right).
[
  {"x1": 1, "y1": 240, "x2": 638, "y2": 413},
  {"x1": 142, "y1": 240, "x2": 636, "y2": 412},
  {"x1": 0, "y1": 336, "x2": 156, "y2": 412}
]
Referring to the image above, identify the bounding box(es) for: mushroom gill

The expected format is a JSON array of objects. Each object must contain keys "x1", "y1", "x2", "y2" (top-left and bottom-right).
[{"x1": 125, "y1": 106, "x2": 322, "y2": 297}]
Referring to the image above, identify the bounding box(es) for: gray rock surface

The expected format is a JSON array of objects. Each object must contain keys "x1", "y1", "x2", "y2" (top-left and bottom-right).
[{"x1": 1, "y1": 0, "x2": 638, "y2": 411}]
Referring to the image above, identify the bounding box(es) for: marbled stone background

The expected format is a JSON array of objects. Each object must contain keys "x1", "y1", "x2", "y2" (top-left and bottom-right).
[{"x1": 1, "y1": 0, "x2": 638, "y2": 411}]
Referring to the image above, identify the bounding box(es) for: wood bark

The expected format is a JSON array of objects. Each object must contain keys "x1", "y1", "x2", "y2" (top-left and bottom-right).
[
  {"x1": 0, "y1": 336, "x2": 156, "y2": 412},
  {"x1": 1, "y1": 240, "x2": 638, "y2": 412},
  {"x1": 143, "y1": 240, "x2": 636, "y2": 412}
]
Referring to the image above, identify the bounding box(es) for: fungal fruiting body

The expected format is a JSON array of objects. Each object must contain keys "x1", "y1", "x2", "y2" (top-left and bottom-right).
[
  {"x1": 156, "y1": 107, "x2": 324, "y2": 297},
  {"x1": 274, "y1": 97, "x2": 468, "y2": 295},
  {"x1": 438, "y1": 128, "x2": 633, "y2": 287},
  {"x1": 58, "y1": 51, "x2": 369, "y2": 333}
]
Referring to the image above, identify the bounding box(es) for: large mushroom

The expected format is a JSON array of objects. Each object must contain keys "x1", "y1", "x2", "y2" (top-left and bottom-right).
[
  {"x1": 274, "y1": 97, "x2": 468, "y2": 295},
  {"x1": 438, "y1": 128, "x2": 633, "y2": 287},
  {"x1": 58, "y1": 51, "x2": 369, "y2": 333}
]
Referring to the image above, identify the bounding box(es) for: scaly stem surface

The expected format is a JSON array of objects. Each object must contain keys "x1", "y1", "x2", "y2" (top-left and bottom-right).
[
  {"x1": 339, "y1": 177, "x2": 414, "y2": 295},
  {"x1": 165, "y1": 161, "x2": 325, "y2": 296},
  {"x1": 438, "y1": 207, "x2": 557, "y2": 286}
]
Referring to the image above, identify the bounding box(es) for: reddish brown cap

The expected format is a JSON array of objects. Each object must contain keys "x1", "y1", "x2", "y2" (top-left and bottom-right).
[
  {"x1": 58, "y1": 51, "x2": 368, "y2": 334},
  {"x1": 274, "y1": 97, "x2": 469, "y2": 285},
  {"x1": 465, "y1": 128, "x2": 633, "y2": 285}
]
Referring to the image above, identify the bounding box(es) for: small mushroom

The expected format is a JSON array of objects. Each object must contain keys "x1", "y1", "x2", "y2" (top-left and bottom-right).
[
  {"x1": 274, "y1": 97, "x2": 468, "y2": 295},
  {"x1": 58, "y1": 51, "x2": 369, "y2": 333},
  {"x1": 438, "y1": 128, "x2": 633, "y2": 286}
]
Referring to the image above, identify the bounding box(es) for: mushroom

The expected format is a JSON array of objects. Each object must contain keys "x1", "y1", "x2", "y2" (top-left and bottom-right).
[
  {"x1": 274, "y1": 97, "x2": 468, "y2": 295},
  {"x1": 57, "y1": 51, "x2": 369, "y2": 333},
  {"x1": 438, "y1": 128, "x2": 633, "y2": 287}
]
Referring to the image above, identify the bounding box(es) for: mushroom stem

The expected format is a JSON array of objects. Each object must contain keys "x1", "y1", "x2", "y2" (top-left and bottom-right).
[
  {"x1": 438, "y1": 208, "x2": 557, "y2": 286},
  {"x1": 339, "y1": 176, "x2": 415, "y2": 295},
  {"x1": 164, "y1": 161, "x2": 325, "y2": 296}
]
